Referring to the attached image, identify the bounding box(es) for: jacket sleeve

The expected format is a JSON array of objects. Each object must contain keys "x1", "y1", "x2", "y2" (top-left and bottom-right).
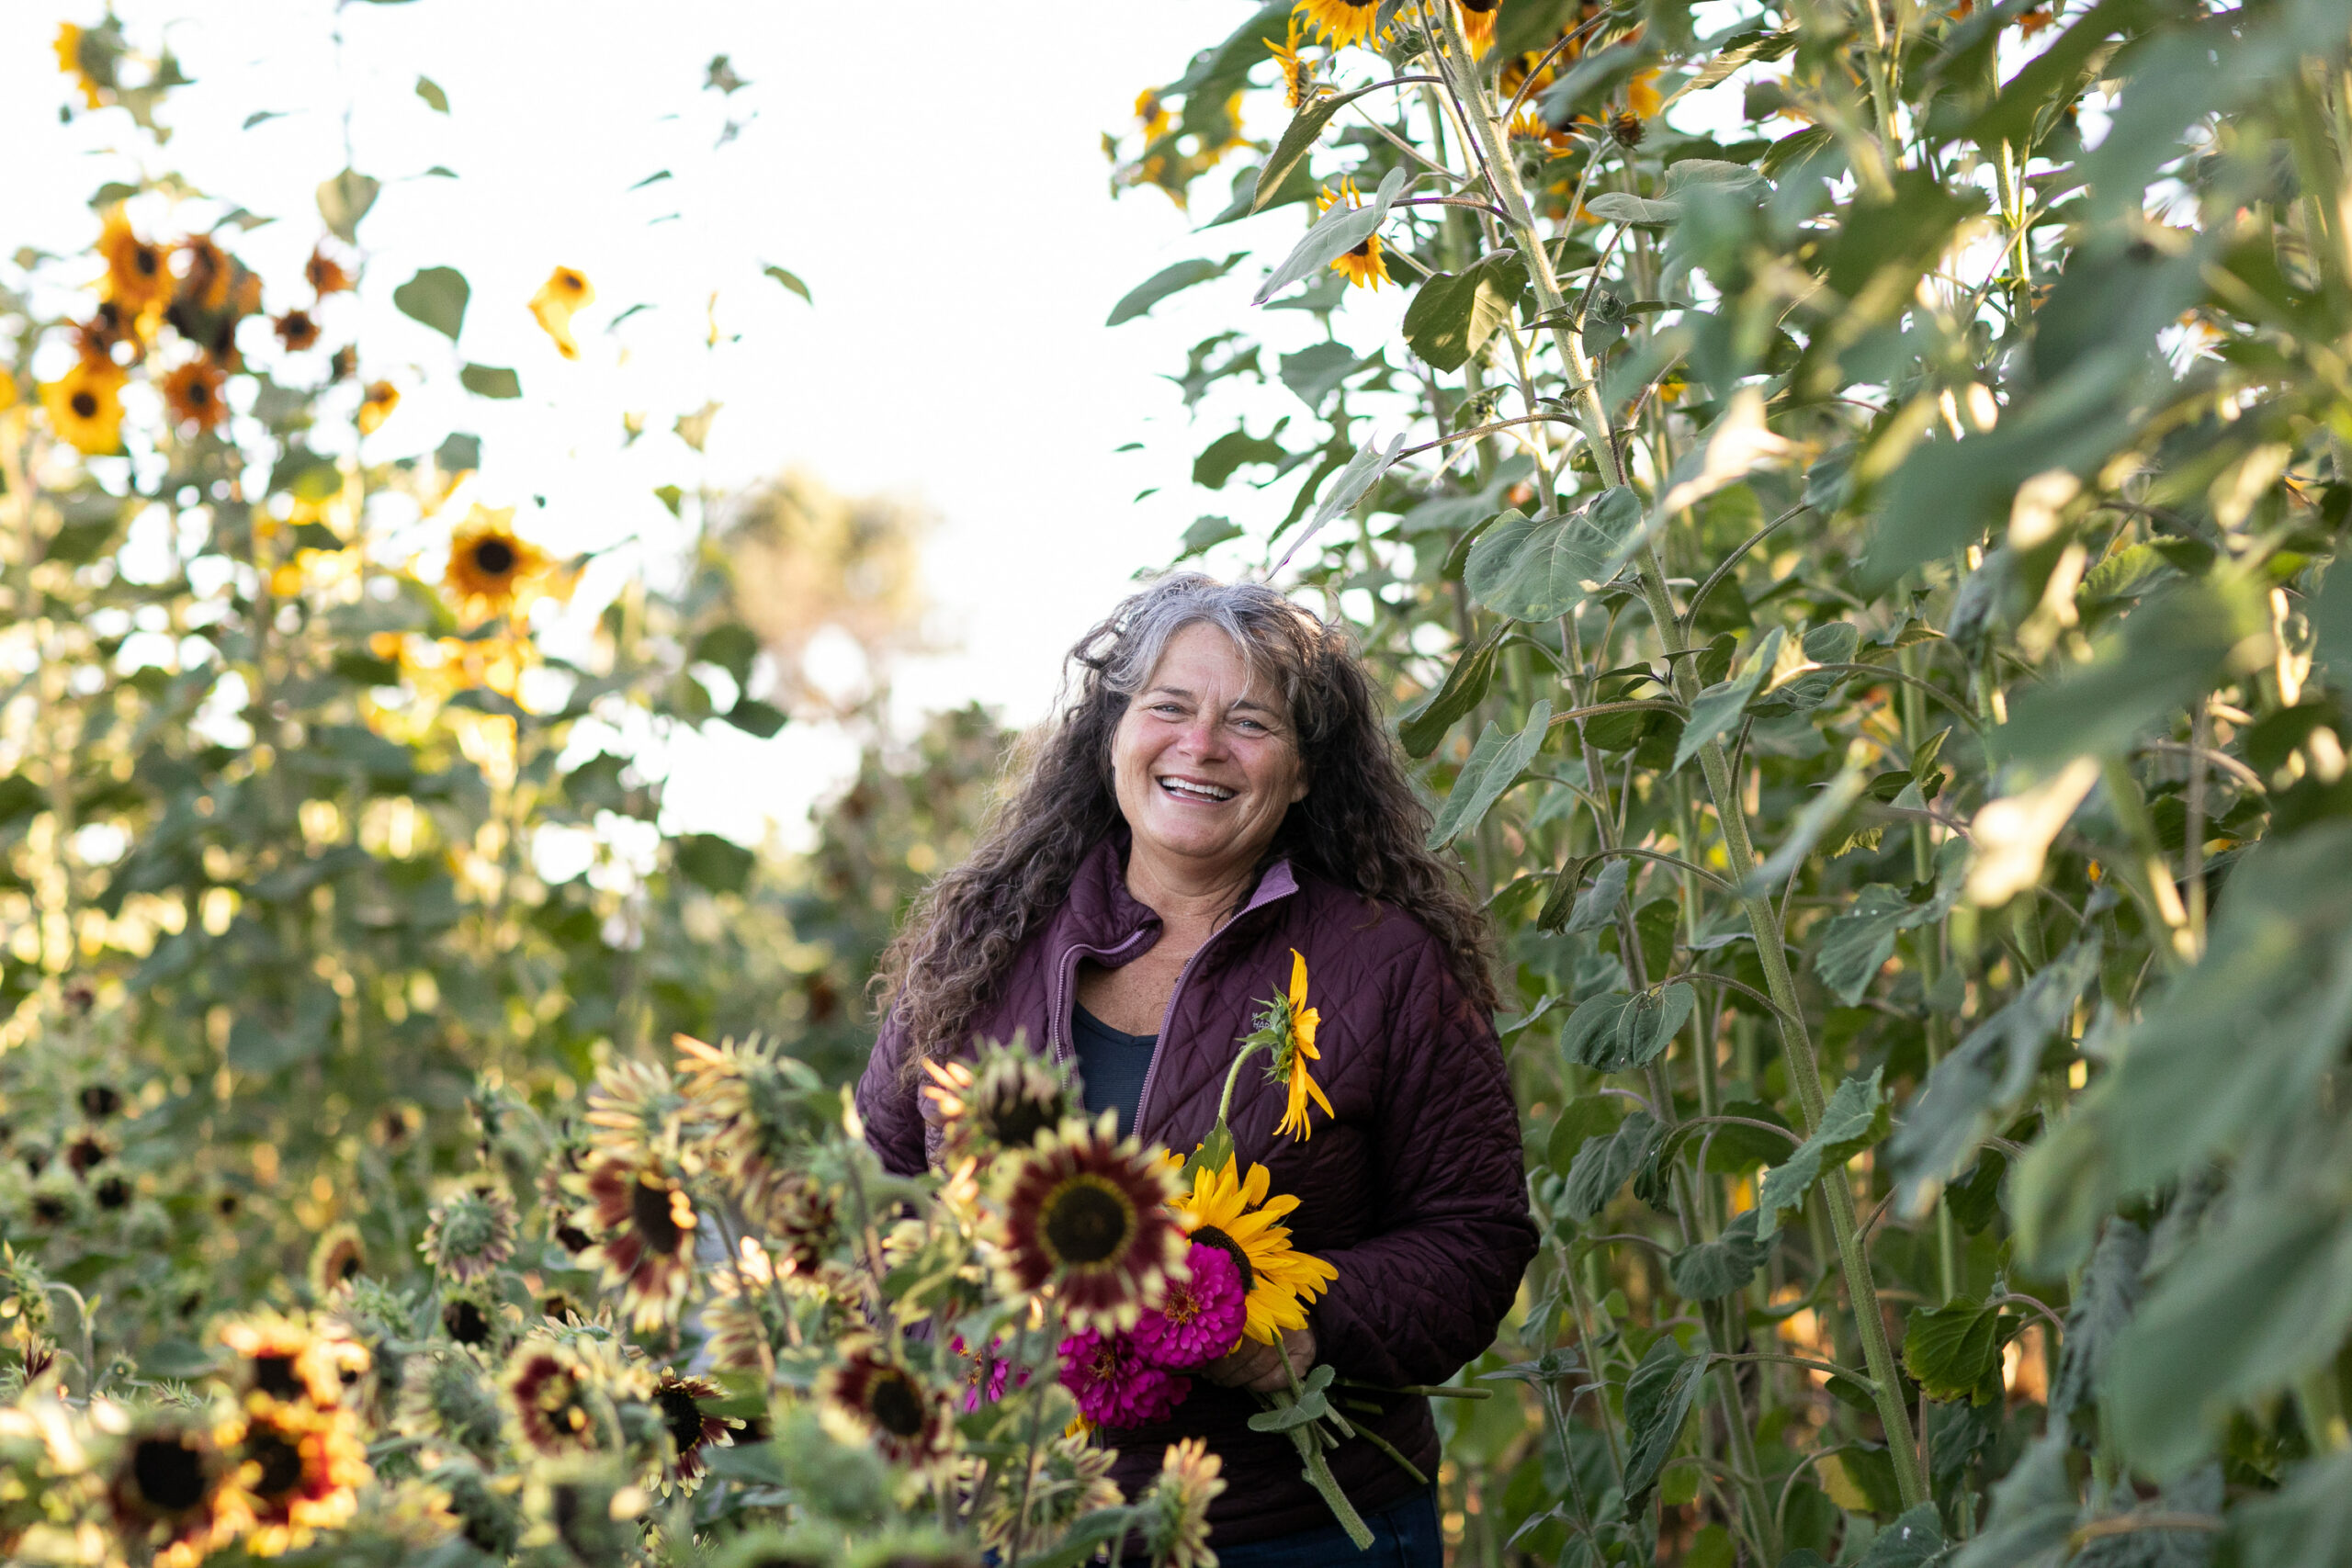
[
  {"x1": 1310, "y1": 939, "x2": 1537, "y2": 1388},
  {"x1": 854, "y1": 1010, "x2": 930, "y2": 1178}
]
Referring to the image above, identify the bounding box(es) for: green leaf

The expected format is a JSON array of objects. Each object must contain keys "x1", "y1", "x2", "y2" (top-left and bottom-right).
[
  {"x1": 435, "y1": 432, "x2": 481, "y2": 472},
  {"x1": 1902, "y1": 1295, "x2": 2005, "y2": 1404},
  {"x1": 1398, "y1": 631, "x2": 1502, "y2": 758},
  {"x1": 1550, "y1": 855, "x2": 1629, "y2": 937},
  {"x1": 1673, "y1": 626, "x2": 1781, "y2": 773},
  {"x1": 1813, "y1": 882, "x2": 1948, "y2": 1007},
  {"x1": 2049, "y1": 1217, "x2": 2146, "y2": 1425},
  {"x1": 692, "y1": 624, "x2": 760, "y2": 685},
  {"x1": 1998, "y1": 582, "x2": 2258, "y2": 767},
  {"x1": 1620, "y1": 1335, "x2": 1708, "y2": 1506},
  {"x1": 1951, "y1": 1432, "x2": 2077, "y2": 1568},
  {"x1": 1852, "y1": 1506, "x2": 1946, "y2": 1568},
  {"x1": 1107, "y1": 254, "x2": 1242, "y2": 327},
  {"x1": 653, "y1": 484, "x2": 684, "y2": 518},
  {"x1": 673, "y1": 834, "x2": 755, "y2": 894},
  {"x1": 1277, "y1": 342, "x2": 1362, "y2": 414},
  {"x1": 393, "y1": 265, "x2": 469, "y2": 342},
  {"x1": 762, "y1": 265, "x2": 812, "y2": 304},
  {"x1": 1562, "y1": 983, "x2": 1695, "y2": 1074},
  {"x1": 1545, "y1": 1094, "x2": 1626, "y2": 1175},
  {"x1": 1279, "y1": 431, "x2": 1406, "y2": 569},
  {"x1": 1890, "y1": 937, "x2": 2100, "y2": 1209},
  {"x1": 241, "y1": 110, "x2": 285, "y2": 130},
  {"x1": 1668, "y1": 1209, "x2": 1770, "y2": 1301},
  {"x1": 1467, "y1": 491, "x2": 1636, "y2": 622},
  {"x1": 414, "y1": 74, "x2": 448, "y2": 113},
  {"x1": 1428, "y1": 702, "x2": 1552, "y2": 848},
  {"x1": 1254, "y1": 166, "x2": 1407, "y2": 305},
  {"x1": 1180, "y1": 515, "x2": 1242, "y2": 558},
  {"x1": 2228, "y1": 1450, "x2": 2352, "y2": 1568},
  {"x1": 1252, "y1": 91, "x2": 1349, "y2": 213},
  {"x1": 1193, "y1": 423, "x2": 1291, "y2": 490},
  {"x1": 1756, "y1": 1070, "x2": 1887, "y2": 1239},
  {"x1": 316, "y1": 168, "x2": 379, "y2": 243},
  {"x1": 1403, "y1": 249, "x2": 1525, "y2": 372},
  {"x1": 459, "y1": 364, "x2": 521, "y2": 399},
  {"x1": 1739, "y1": 763, "x2": 1868, "y2": 896},
  {"x1": 1586, "y1": 191, "x2": 1682, "y2": 226},
  {"x1": 1563, "y1": 1111, "x2": 1658, "y2": 1224}
]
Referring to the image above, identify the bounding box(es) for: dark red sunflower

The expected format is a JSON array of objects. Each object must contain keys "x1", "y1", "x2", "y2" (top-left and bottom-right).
[
  {"x1": 817, "y1": 1337, "x2": 954, "y2": 1474},
  {"x1": 577, "y1": 1160, "x2": 698, "y2": 1331},
  {"x1": 107, "y1": 1417, "x2": 233, "y2": 1568},
  {"x1": 503, "y1": 1345, "x2": 602, "y2": 1456},
  {"x1": 997, "y1": 1116, "x2": 1184, "y2": 1332},
  {"x1": 652, "y1": 1371, "x2": 738, "y2": 1493},
  {"x1": 274, "y1": 310, "x2": 321, "y2": 352}
]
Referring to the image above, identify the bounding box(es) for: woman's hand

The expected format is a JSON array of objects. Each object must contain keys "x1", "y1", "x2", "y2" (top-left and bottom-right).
[{"x1": 1204, "y1": 1325, "x2": 1316, "y2": 1393}]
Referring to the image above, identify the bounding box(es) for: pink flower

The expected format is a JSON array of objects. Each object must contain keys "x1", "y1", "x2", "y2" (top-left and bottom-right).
[
  {"x1": 1131, "y1": 1241, "x2": 1248, "y2": 1371},
  {"x1": 951, "y1": 1332, "x2": 1024, "y2": 1414},
  {"x1": 1057, "y1": 1327, "x2": 1189, "y2": 1427}
]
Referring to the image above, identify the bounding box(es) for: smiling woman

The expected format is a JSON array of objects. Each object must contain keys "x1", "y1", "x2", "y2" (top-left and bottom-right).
[{"x1": 857, "y1": 574, "x2": 1536, "y2": 1562}]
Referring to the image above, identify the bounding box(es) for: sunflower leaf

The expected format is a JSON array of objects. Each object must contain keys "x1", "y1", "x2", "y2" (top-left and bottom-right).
[
  {"x1": 1108, "y1": 255, "x2": 1242, "y2": 327},
  {"x1": 1398, "y1": 628, "x2": 1503, "y2": 759},
  {"x1": 1902, "y1": 1295, "x2": 2008, "y2": 1404},
  {"x1": 316, "y1": 167, "x2": 379, "y2": 243},
  {"x1": 1403, "y1": 248, "x2": 1524, "y2": 372},
  {"x1": 393, "y1": 265, "x2": 469, "y2": 342},
  {"x1": 1621, "y1": 1335, "x2": 1709, "y2": 1507},
  {"x1": 762, "y1": 265, "x2": 811, "y2": 304},
  {"x1": 414, "y1": 75, "x2": 447, "y2": 113},
  {"x1": 1561, "y1": 983, "x2": 1694, "y2": 1074},
  {"x1": 1466, "y1": 494, "x2": 1630, "y2": 622},
  {"x1": 1673, "y1": 626, "x2": 1781, "y2": 773},
  {"x1": 1668, "y1": 1210, "x2": 1772, "y2": 1301},
  {"x1": 459, "y1": 364, "x2": 520, "y2": 400},
  {"x1": 1428, "y1": 701, "x2": 1551, "y2": 849},
  {"x1": 1253, "y1": 93, "x2": 1350, "y2": 215},
  {"x1": 1563, "y1": 1110, "x2": 1659, "y2": 1223},
  {"x1": 1756, "y1": 1070, "x2": 1889, "y2": 1239},
  {"x1": 1253, "y1": 165, "x2": 1408, "y2": 307}
]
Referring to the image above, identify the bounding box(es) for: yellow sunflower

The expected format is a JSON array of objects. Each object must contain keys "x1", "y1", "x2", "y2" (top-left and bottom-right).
[
  {"x1": 305, "y1": 244, "x2": 355, "y2": 298},
  {"x1": 97, "y1": 205, "x2": 173, "y2": 318},
  {"x1": 54, "y1": 23, "x2": 107, "y2": 109},
  {"x1": 1172, "y1": 1154, "x2": 1337, "y2": 1344},
  {"x1": 1135, "y1": 88, "x2": 1172, "y2": 141},
  {"x1": 442, "y1": 505, "x2": 554, "y2": 622},
  {"x1": 1315, "y1": 180, "x2": 1390, "y2": 292},
  {"x1": 528, "y1": 266, "x2": 594, "y2": 360},
  {"x1": 1270, "y1": 948, "x2": 1333, "y2": 1138},
  {"x1": 1459, "y1": 0, "x2": 1501, "y2": 54},
  {"x1": 1267, "y1": 17, "x2": 1317, "y2": 109},
  {"x1": 178, "y1": 236, "x2": 233, "y2": 312},
  {"x1": 40, "y1": 359, "x2": 126, "y2": 455},
  {"x1": 162, "y1": 355, "x2": 230, "y2": 433},
  {"x1": 1627, "y1": 66, "x2": 1663, "y2": 119},
  {"x1": 1296, "y1": 0, "x2": 1386, "y2": 51},
  {"x1": 356, "y1": 379, "x2": 399, "y2": 435}
]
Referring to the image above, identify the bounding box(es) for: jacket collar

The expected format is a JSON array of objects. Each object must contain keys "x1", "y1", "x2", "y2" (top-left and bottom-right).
[{"x1": 1054, "y1": 831, "x2": 1302, "y2": 960}]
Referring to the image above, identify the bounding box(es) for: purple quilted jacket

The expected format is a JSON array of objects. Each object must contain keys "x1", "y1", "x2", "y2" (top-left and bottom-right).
[{"x1": 855, "y1": 835, "x2": 1538, "y2": 1546}]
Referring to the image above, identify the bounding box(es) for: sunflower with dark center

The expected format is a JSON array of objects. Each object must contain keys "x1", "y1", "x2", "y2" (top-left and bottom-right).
[
  {"x1": 107, "y1": 1419, "x2": 235, "y2": 1568},
  {"x1": 923, "y1": 1044, "x2": 1069, "y2": 1156},
  {"x1": 504, "y1": 1345, "x2": 605, "y2": 1456},
  {"x1": 395, "y1": 1348, "x2": 504, "y2": 1460},
  {"x1": 997, "y1": 1114, "x2": 1183, "y2": 1332},
  {"x1": 274, "y1": 310, "x2": 320, "y2": 352},
  {"x1": 176, "y1": 234, "x2": 232, "y2": 310},
  {"x1": 1315, "y1": 179, "x2": 1391, "y2": 291},
  {"x1": 305, "y1": 244, "x2": 355, "y2": 297},
  {"x1": 65, "y1": 1134, "x2": 108, "y2": 1176},
  {"x1": 818, "y1": 1337, "x2": 954, "y2": 1472},
  {"x1": 40, "y1": 358, "x2": 126, "y2": 455},
  {"x1": 96, "y1": 1175, "x2": 131, "y2": 1211},
  {"x1": 225, "y1": 1397, "x2": 369, "y2": 1555},
  {"x1": 1458, "y1": 0, "x2": 1500, "y2": 52},
  {"x1": 653, "y1": 1371, "x2": 738, "y2": 1493},
  {"x1": 673, "y1": 1032, "x2": 830, "y2": 1213},
  {"x1": 97, "y1": 206, "x2": 172, "y2": 316},
  {"x1": 357, "y1": 378, "x2": 399, "y2": 435},
  {"x1": 1296, "y1": 0, "x2": 1385, "y2": 49},
  {"x1": 441, "y1": 1292, "x2": 496, "y2": 1348},
  {"x1": 73, "y1": 299, "x2": 142, "y2": 367},
  {"x1": 422, "y1": 1184, "x2": 518, "y2": 1283},
  {"x1": 162, "y1": 355, "x2": 229, "y2": 433},
  {"x1": 309, "y1": 1223, "x2": 367, "y2": 1296},
  {"x1": 79, "y1": 1083, "x2": 122, "y2": 1119},
  {"x1": 1611, "y1": 109, "x2": 1645, "y2": 147},
  {"x1": 443, "y1": 504, "x2": 555, "y2": 623},
  {"x1": 219, "y1": 1314, "x2": 367, "y2": 1410},
  {"x1": 578, "y1": 1159, "x2": 700, "y2": 1331}
]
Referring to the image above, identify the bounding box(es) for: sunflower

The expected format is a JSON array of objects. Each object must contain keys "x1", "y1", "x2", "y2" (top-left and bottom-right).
[
  {"x1": 55, "y1": 22, "x2": 107, "y2": 108},
  {"x1": 578, "y1": 1159, "x2": 698, "y2": 1331},
  {"x1": 74, "y1": 297, "x2": 148, "y2": 368},
  {"x1": 977, "y1": 1434, "x2": 1122, "y2": 1556},
  {"x1": 818, "y1": 1337, "x2": 954, "y2": 1473},
  {"x1": 1171, "y1": 1154, "x2": 1338, "y2": 1344},
  {"x1": 584, "y1": 1055, "x2": 686, "y2": 1165},
  {"x1": 1266, "y1": 17, "x2": 1318, "y2": 110},
  {"x1": 394, "y1": 1348, "x2": 504, "y2": 1461},
  {"x1": 652, "y1": 1371, "x2": 738, "y2": 1493},
  {"x1": 97, "y1": 206, "x2": 173, "y2": 317},
  {"x1": 1135, "y1": 88, "x2": 1172, "y2": 141},
  {"x1": 439, "y1": 1287, "x2": 500, "y2": 1348},
  {"x1": 224, "y1": 1396, "x2": 370, "y2": 1555},
  {"x1": 273, "y1": 310, "x2": 320, "y2": 352},
  {"x1": 1611, "y1": 109, "x2": 1645, "y2": 148},
  {"x1": 329, "y1": 344, "x2": 358, "y2": 382},
  {"x1": 40, "y1": 359, "x2": 126, "y2": 455},
  {"x1": 705, "y1": 1237, "x2": 788, "y2": 1371},
  {"x1": 997, "y1": 1113, "x2": 1184, "y2": 1332},
  {"x1": 1295, "y1": 0, "x2": 1385, "y2": 50},
  {"x1": 504, "y1": 1344, "x2": 605, "y2": 1456},
  {"x1": 1626, "y1": 66, "x2": 1662, "y2": 119},
  {"x1": 307, "y1": 1223, "x2": 368, "y2": 1296},
  {"x1": 162, "y1": 355, "x2": 229, "y2": 434},
  {"x1": 1250, "y1": 948, "x2": 1334, "y2": 1140},
  {"x1": 356, "y1": 379, "x2": 400, "y2": 435},
  {"x1": 1315, "y1": 181, "x2": 1391, "y2": 292},
  {"x1": 219, "y1": 1314, "x2": 368, "y2": 1410},
  {"x1": 1459, "y1": 0, "x2": 1501, "y2": 53},
  {"x1": 442, "y1": 504, "x2": 554, "y2": 622},
  {"x1": 421, "y1": 1183, "x2": 518, "y2": 1283},
  {"x1": 429, "y1": 1457, "x2": 523, "y2": 1559},
  {"x1": 306, "y1": 244, "x2": 355, "y2": 297},
  {"x1": 528, "y1": 266, "x2": 594, "y2": 360},
  {"x1": 922, "y1": 1040, "x2": 1070, "y2": 1156},
  {"x1": 1138, "y1": 1439, "x2": 1226, "y2": 1568},
  {"x1": 107, "y1": 1417, "x2": 239, "y2": 1568},
  {"x1": 673, "y1": 1032, "x2": 830, "y2": 1215}
]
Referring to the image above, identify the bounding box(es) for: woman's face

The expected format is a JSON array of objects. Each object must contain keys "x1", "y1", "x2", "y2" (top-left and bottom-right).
[{"x1": 1111, "y1": 622, "x2": 1307, "y2": 886}]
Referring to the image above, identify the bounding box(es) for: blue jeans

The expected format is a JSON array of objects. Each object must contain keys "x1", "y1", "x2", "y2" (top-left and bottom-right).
[{"x1": 1207, "y1": 1487, "x2": 1443, "y2": 1568}]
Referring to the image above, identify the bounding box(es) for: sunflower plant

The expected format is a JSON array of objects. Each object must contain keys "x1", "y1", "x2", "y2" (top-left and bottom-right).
[{"x1": 1104, "y1": 0, "x2": 2352, "y2": 1561}]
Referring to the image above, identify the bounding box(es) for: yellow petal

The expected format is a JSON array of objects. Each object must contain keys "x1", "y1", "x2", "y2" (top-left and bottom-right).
[
  {"x1": 1288, "y1": 949, "x2": 1309, "y2": 1010},
  {"x1": 529, "y1": 267, "x2": 595, "y2": 360}
]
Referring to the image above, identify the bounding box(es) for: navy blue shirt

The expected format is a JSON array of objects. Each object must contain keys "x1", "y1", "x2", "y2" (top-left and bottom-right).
[{"x1": 1072, "y1": 1004, "x2": 1156, "y2": 1137}]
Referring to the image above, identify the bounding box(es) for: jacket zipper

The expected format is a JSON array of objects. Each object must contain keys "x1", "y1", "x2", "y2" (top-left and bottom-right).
[
  {"x1": 1129, "y1": 937, "x2": 1219, "y2": 1139},
  {"x1": 1047, "y1": 929, "x2": 1153, "y2": 1064}
]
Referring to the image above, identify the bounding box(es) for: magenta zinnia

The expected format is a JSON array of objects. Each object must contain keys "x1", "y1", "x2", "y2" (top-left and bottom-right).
[
  {"x1": 998, "y1": 1115, "x2": 1184, "y2": 1332},
  {"x1": 1057, "y1": 1328, "x2": 1189, "y2": 1428},
  {"x1": 1131, "y1": 1240, "x2": 1248, "y2": 1370}
]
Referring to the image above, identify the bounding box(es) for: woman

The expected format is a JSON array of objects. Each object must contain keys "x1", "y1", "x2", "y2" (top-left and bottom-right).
[{"x1": 856, "y1": 575, "x2": 1536, "y2": 1563}]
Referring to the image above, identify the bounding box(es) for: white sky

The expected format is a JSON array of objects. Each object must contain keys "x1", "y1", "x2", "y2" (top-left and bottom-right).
[{"x1": 2, "y1": 1, "x2": 1367, "y2": 844}]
